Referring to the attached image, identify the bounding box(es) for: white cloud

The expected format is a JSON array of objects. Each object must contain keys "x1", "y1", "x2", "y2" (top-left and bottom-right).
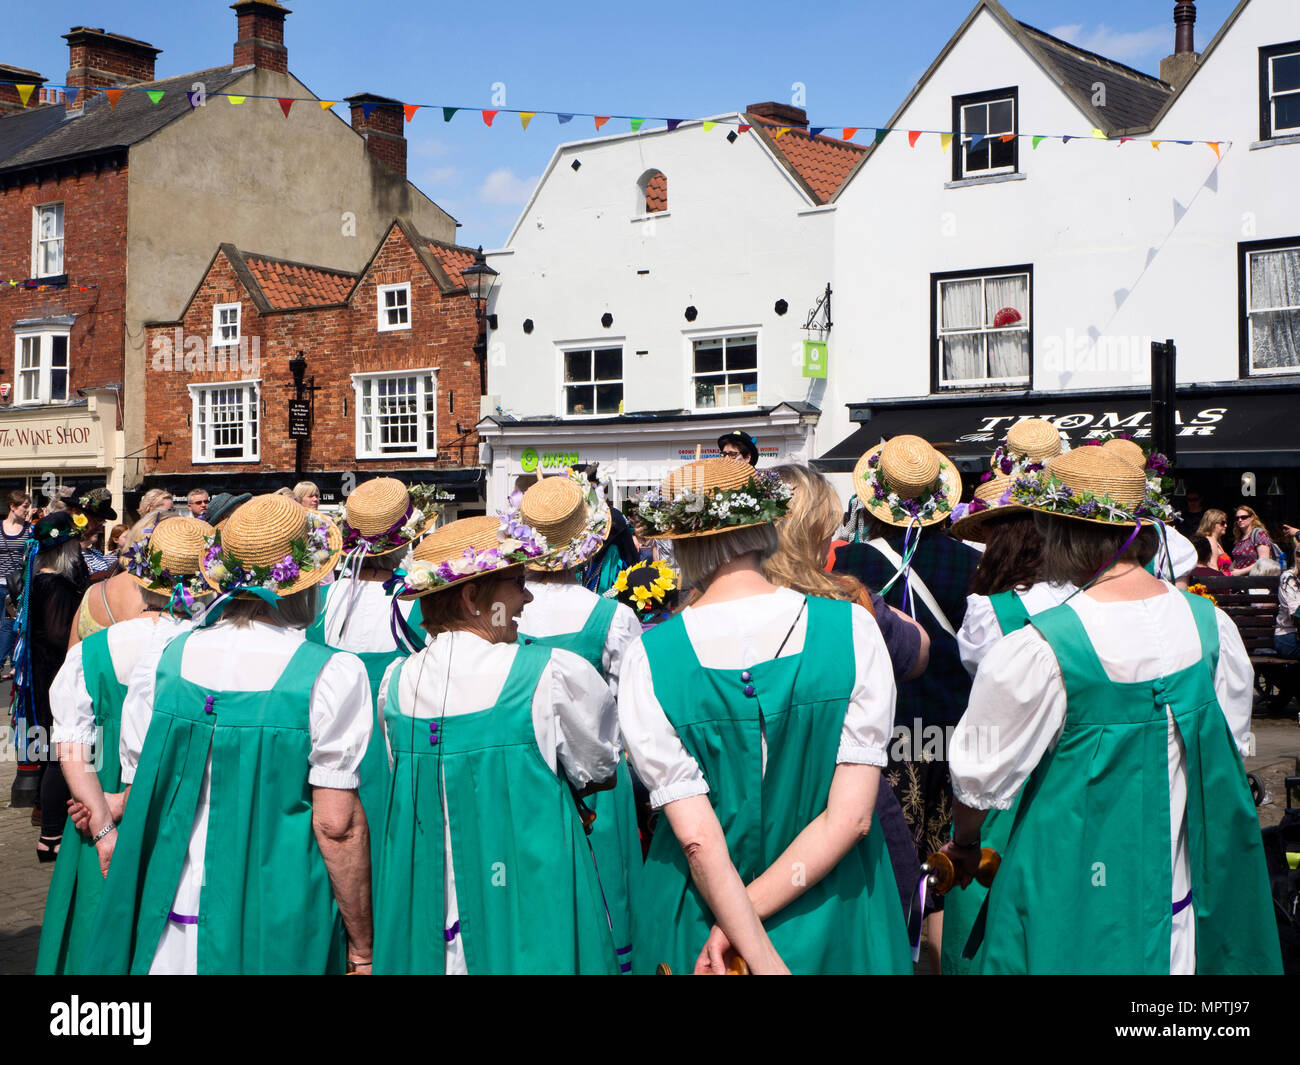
[
  {"x1": 1048, "y1": 22, "x2": 1170, "y2": 65},
  {"x1": 411, "y1": 138, "x2": 451, "y2": 159},
  {"x1": 478, "y1": 168, "x2": 539, "y2": 206},
  {"x1": 426, "y1": 165, "x2": 460, "y2": 186}
]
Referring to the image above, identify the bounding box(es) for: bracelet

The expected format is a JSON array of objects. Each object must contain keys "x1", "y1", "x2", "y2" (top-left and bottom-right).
[{"x1": 92, "y1": 822, "x2": 117, "y2": 844}]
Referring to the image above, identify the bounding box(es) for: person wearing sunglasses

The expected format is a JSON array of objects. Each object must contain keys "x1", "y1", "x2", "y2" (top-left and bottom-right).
[{"x1": 1228, "y1": 506, "x2": 1275, "y2": 576}]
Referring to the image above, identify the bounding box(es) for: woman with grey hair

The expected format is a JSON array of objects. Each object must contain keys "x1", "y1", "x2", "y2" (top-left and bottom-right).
[{"x1": 620, "y1": 458, "x2": 909, "y2": 974}]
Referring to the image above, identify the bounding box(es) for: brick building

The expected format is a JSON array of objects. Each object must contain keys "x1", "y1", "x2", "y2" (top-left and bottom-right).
[
  {"x1": 0, "y1": 2, "x2": 460, "y2": 516},
  {"x1": 143, "y1": 219, "x2": 486, "y2": 514}
]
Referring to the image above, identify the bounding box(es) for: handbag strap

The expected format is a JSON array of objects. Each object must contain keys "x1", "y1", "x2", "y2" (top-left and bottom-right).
[{"x1": 867, "y1": 536, "x2": 957, "y2": 638}]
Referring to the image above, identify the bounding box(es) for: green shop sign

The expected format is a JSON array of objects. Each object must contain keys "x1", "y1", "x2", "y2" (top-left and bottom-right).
[
  {"x1": 802, "y1": 339, "x2": 828, "y2": 379},
  {"x1": 520, "y1": 447, "x2": 580, "y2": 472}
]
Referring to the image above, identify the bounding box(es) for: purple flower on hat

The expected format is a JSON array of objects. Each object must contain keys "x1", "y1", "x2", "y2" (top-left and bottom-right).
[
  {"x1": 1082, "y1": 439, "x2": 1103, "y2": 447},
  {"x1": 867, "y1": 453, "x2": 879, "y2": 468},
  {"x1": 1147, "y1": 453, "x2": 1170, "y2": 476},
  {"x1": 902, "y1": 499, "x2": 921, "y2": 517},
  {"x1": 999, "y1": 456, "x2": 1014, "y2": 474},
  {"x1": 872, "y1": 482, "x2": 887, "y2": 501},
  {"x1": 1076, "y1": 499, "x2": 1099, "y2": 518},
  {"x1": 979, "y1": 471, "x2": 993, "y2": 483},
  {"x1": 270, "y1": 555, "x2": 300, "y2": 584}
]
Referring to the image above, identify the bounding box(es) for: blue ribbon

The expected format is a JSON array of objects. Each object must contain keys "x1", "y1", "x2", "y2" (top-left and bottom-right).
[{"x1": 194, "y1": 585, "x2": 282, "y2": 629}]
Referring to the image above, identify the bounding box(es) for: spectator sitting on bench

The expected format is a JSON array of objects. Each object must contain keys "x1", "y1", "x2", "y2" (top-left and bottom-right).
[
  {"x1": 1250, "y1": 558, "x2": 1282, "y2": 579},
  {"x1": 1190, "y1": 536, "x2": 1223, "y2": 580}
]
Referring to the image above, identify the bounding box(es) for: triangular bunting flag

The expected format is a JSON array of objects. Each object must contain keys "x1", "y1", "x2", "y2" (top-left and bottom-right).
[
  {"x1": 482, "y1": 110, "x2": 498, "y2": 126},
  {"x1": 842, "y1": 127, "x2": 858, "y2": 140},
  {"x1": 66, "y1": 86, "x2": 81, "y2": 105},
  {"x1": 810, "y1": 127, "x2": 827, "y2": 138},
  {"x1": 1204, "y1": 166, "x2": 1219, "y2": 193},
  {"x1": 105, "y1": 89, "x2": 124, "y2": 109},
  {"x1": 1119, "y1": 138, "x2": 1133, "y2": 145},
  {"x1": 774, "y1": 127, "x2": 790, "y2": 139},
  {"x1": 1032, "y1": 135, "x2": 1045, "y2": 149},
  {"x1": 968, "y1": 133, "x2": 985, "y2": 151},
  {"x1": 320, "y1": 100, "x2": 336, "y2": 111},
  {"x1": 1091, "y1": 129, "x2": 1106, "y2": 139},
  {"x1": 907, "y1": 130, "x2": 921, "y2": 147},
  {"x1": 228, "y1": 95, "x2": 245, "y2": 105},
  {"x1": 940, "y1": 132, "x2": 953, "y2": 152},
  {"x1": 187, "y1": 91, "x2": 201, "y2": 108},
  {"x1": 873, "y1": 128, "x2": 890, "y2": 145},
  {"x1": 442, "y1": 107, "x2": 458, "y2": 122},
  {"x1": 1172, "y1": 197, "x2": 1187, "y2": 223},
  {"x1": 1151, "y1": 140, "x2": 1162, "y2": 150},
  {"x1": 147, "y1": 90, "x2": 165, "y2": 106},
  {"x1": 1145, "y1": 247, "x2": 1159, "y2": 268},
  {"x1": 1062, "y1": 135, "x2": 1074, "y2": 144},
  {"x1": 520, "y1": 112, "x2": 536, "y2": 130},
  {"x1": 1175, "y1": 140, "x2": 1192, "y2": 145},
  {"x1": 999, "y1": 133, "x2": 1015, "y2": 143},
  {"x1": 737, "y1": 123, "x2": 751, "y2": 134},
  {"x1": 557, "y1": 113, "x2": 573, "y2": 124},
  {"x1": 702, "y1": 121, "x2": 716, "y2": 131},
  {"x1": 594, "y1": 116, "x2": 610, "y2": 130},
  {"x1": 404, "y1": 104, "x2": 420, "y2": 122},
  {"x1": 278, "y1": 98, "x2": 294, "y2": 118},
  {"x1": 667, "y1": 119, "x2": 682, "y2": 131},
  {"x1": 362, "y1": 102, "x2": 378, "y2": 120},
  {"x1": 630, "y1": 118, "x2": 644, "y2": 131},
  {"x1": 1209, "y1": 141, "x2": 1221, "y2": 158},
  {"x1": 16, "y1": 84, "x2": 36, "y2": 107}
]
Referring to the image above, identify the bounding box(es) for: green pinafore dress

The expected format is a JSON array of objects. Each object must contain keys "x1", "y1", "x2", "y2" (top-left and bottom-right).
[
  {"x1": 941, "y1": 589, "x2": 1028, "y2": 976},
  {"x1": 373, "y1": 642, "x2": 618, "y2": 974},
  {"x1": 635, "y1": 595, "x2": 912, "y2": 974},
  {"x1": 977, "y1": 591, "x2": 1282, "y2": 974},
  {"x1": 36, "y1": 629, "x2": 127, "y2": 975},
  {"x1": 519, "y1": 594, "x2": 641, "y2": 974},
  {"x1": 83, "y1": 633, "x2": 347, "y2": 974}
]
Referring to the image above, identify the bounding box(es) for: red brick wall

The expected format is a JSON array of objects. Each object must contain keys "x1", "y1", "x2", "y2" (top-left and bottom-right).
[
  {"x1": 234, "y1": 8, "x2": 289, "y2": 73},
  {"x1": 67, "y1": 43, "x2": 157, "y2": 86},
  {"x1": 145, "y1": 226, "x2": 481, "y2": 479},
  {"x1": 0, "y1": 165, "x2": 129, "y2": 413}
]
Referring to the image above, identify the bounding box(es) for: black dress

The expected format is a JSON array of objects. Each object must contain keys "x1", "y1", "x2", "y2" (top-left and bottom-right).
[{"x1": 29, "y1": 571, "x2": 84, "y2": 843}]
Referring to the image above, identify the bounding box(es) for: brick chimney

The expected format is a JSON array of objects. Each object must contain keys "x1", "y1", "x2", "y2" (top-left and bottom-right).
[
  {"x1": 1159, "y1": 2, "x2": 1199, "y2": 88},
  {"x1": 345, "y1": 93, "x2": 407, "y2": 178},
  {"x1": 746, "y1": 101, "x2": 809, "y2": 128},
  {"x1": 0, "y1": 64, "x2": 46, "y2": 115},
  {"x1": 232, "y1": 0, "x2": 290, "y2": 74},
  {"x1": 63, "y1": 27, "x2": 161, "y2": 92}
]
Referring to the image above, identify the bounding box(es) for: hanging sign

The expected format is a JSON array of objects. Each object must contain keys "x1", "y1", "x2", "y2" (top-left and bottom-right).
[
  {"x1": 802, "y1": 339, "x2": 828, "y2": 379},
  {"x1": 288, "y1": 400, "x2": 311, "y2": 439}
]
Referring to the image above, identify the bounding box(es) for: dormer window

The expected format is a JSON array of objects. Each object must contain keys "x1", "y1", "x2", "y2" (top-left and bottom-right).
[
  {"x1": 952, "y1": 88, "x2": 1018, "y2": 181},
  {"x1": 637, "y1": 169, "x2": 667, "y2": 214},
  {"x1": 1260, "y1": 41, "x2": 1300, "y2": 140}
]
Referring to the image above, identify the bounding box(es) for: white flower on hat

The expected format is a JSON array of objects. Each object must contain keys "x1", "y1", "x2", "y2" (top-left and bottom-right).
[{"x1": 405, "y1": 561, "x2": 436, "y2": 590}]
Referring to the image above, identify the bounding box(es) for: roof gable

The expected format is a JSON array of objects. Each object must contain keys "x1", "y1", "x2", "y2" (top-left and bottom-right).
[
  {"x1": 241, "y1": 253, "x2": 356, "y2": 309},
  {"x1": 745, "y1": 116, "x2": 867, "y2": 204}
]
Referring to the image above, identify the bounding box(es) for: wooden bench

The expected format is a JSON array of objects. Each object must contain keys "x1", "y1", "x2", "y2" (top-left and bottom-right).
[{"x1": 1199, "y1": 576, "x2": 1297, "y2": 710}]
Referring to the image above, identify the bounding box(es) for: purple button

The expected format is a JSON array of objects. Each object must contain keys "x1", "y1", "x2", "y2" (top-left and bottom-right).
[
  {"x1": 743, "y1": 684, "x2": 755, "y2": 697},
  {"x1": 429, "y1": 736, "x2": 440, "y2": 747},
  {"x1": 740, "y1": 671, "x2": 752, "y2": 682}
]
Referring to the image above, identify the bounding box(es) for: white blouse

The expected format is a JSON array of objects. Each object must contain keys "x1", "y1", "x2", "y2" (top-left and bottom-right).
[
  {"x1": 618, "y1": 587, "x2": 897, "y2": 810},
  {"x1": 949, "y1": 585, "x2": 1253, "y2": 974},
  {"x1": 516, "y1": 580, "x2": 642, "y2": 694},
  {"x1": 957, "y1": 582, "x2": 1078, "y2": 677},
  {"x1": 119, "y1": 620, "x2": 372, "y2": 976},
  {"x1": 376, "y1": 629, "x2": 620, "y2": 975},
  {"x1": 319, "y1": 574, "x2": 418, "y2": 653},
  {"x1": 1154, "y1": 523, "x2": 1197, "y2": 582},
  {"x1": 50, "y1": 615, "x2": 191, "y2": 746}
]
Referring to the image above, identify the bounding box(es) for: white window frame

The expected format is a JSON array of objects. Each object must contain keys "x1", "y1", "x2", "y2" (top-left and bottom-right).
[
  {"x1": 935, "y1": 269, "x2": 1032, "y2": 389},
  {"x1": 1266, "y1": 45, "x2": 1300, "y2": 138},
  {"x1": 1244, "y1": 242, "x2": 1300, "y2": 377},
  {"x1": 559, "y1": 344, "x2": 624, "y2": 418},
  {"x1": 32, "y1": 203, "x2": 65, "y2": 278},
  {"x1": 351, "y1": 368, "x2": 438, "y2": 459},
  {"x1": 687, "y1": 331, "x2": 760, "y2": 412},
  {"x1": 13, "y1": 329, "x2": 71, "y2": 406},
  {"x1": 212, "y1": 303, "x2": 241, "y2": 347},
  {"x1": 377, "y1": 283, "x2": 411, "y2": 332},
  {"x1": 189, "y1": 379, "x2": 261, "y2": 464},
  {"x1": 955, "y1": 91, "x2": 1018, "y2": 180}
]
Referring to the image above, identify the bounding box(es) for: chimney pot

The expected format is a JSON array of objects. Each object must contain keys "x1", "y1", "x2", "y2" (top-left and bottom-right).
[
  {"x1": 232, "y1": 0, "x2": 291, "y2": 73},
  {"x1": 1174, "y1": 1, "x2": 1196, "y2": 55},
  {"x1": 0, "y1": 63, "x2": 46, "y2": 114}
]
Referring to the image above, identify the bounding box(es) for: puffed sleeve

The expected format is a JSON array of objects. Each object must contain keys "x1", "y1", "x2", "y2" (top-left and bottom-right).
[
  {"x1": 543, "y1": 647, "x2": 620, "y2": 788},
  {"x1": 1212, "y1": 607, "x2": 1254, "y2": 760},
  {"x1": 617, "y1": 635, "x2": 708, "y2": 809},
  {"x1": 839, "y1": 604, "x2": 894, "y2": 766},
  {"x1": 956, "y1": 593, "x2": 1001, "y2": 677},
  {"x1": 949, "y1": 627, "x2": 1067, "y2": 810},
  {"x1": 376, "y1": 656, "x2": 401, "y2": 768},
  {"x1": 602, "y1": 601, "x2": 642, "y2": 698},
  {"x1": 307, "y1": 651, "x2": 372, "y2": 789},
  {"x1": 118, "y1": 644, "x2": 165, "y2": 786},
  {"x1": 50, "y1": 641, "x2": 97, "y2": 746}
]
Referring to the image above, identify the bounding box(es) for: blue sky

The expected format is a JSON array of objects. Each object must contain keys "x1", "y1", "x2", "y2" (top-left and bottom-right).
[{"x1": 6, "y1": 0, "x2": 1240, "y2": 247}]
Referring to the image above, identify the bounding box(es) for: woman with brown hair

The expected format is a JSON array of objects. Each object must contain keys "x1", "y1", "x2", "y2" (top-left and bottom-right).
[
  {"x1": 1229, "y1": 504, "x2": 1276, "y2": 575},
  {"x1": 66, "y1": 509, "x2": 172, "y2": 649},
  {"x1": 1195, "y1": 509, "x2": 1232, "y2": 575}
]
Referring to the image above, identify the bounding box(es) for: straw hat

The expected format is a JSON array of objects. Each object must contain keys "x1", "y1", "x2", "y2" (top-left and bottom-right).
[
  {"x1": 948, "y1": 475, "x2": 1028, "y2": 542},
  {"x1": 1010, "y1": 446, "x2": 1156, "y2": 527},
  {"x1": 519, "y1": 474, "x2": 609, "y2": 571},
  {"x1": 1003, "y1": 418, "x2": 1063, "y2": 466},
  {"x1": 341, "y1": 477, "x2": 437, "y2": 557},
  {"x1": 853, "y1": 435, "x2": 961, "y2": 528},
  {"x1": 636, "y1": 458, "x2": 789, "y2": 541},
  {"x1": 201, "y1": 493, "x2": 342, "y2": 596},
  {"x1": 1101, "y1": 437, "x2": 1147, "y2": 470},
  {"x1": 126, "y1": 516, "x2": 215, "y2": 594},
  {"x1": 399, "y1": 514, "x2": 545, "y2": 599}
]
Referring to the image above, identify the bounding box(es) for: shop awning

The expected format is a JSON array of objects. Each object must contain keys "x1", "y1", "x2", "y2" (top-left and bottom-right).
[{"x1": 817, "y1": 383, "x2": 1300, "y2": 473}]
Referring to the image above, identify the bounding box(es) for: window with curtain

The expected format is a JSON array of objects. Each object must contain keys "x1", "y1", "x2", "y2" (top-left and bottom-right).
[
  {"x1": 13, "y1": 331, "x2": 69, "y2": 405},
  {"x1": 191, "y1": 382, "x2": 260, "y2": 462},
  {"x1": 353, "y1": 370, "x2": 438, "y2": 457},
  {"x1": 934, "y1": 268, "x2": 1030, "y2": 388},
  {"x1": 33, "y1": 204, "x2": 64, "y2": 277},
  {"x1": 1245, "y1": 242, "x2": 1300, "y2": 374},
  {"x1": 1260, "y1": 42, "x2": 1300, "y2": 139}
]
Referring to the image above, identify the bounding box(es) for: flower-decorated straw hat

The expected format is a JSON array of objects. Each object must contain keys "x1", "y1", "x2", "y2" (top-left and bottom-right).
[
  {"x1": 948, "y1": 475, "x2": 1023, "y2": 543},
  {"x1": 397, "y1": 509, "x2": 548, "y2": 600},
  {"x1": 519, "y1": 473, "x2": 609, "y2": 571},
  {"x1": 125, "y1": 516, "x2": 216, "y2": 609},
  {"x1": 634, "y1": 458, "x2": 792, "y2": 541},
  {"x1": 201, "y1": 493, "x2": 342, "y2": 596},
  {"x1": 854, "y1": 435, "x2": 961, "y2": 528},
  {"x1": 992, "y1": 418, "x2": 1064, "y2": 477},
  {"x1": 340, "y1": 477, "x2": 438, "y2": 557},
  {"x1": 1101, "y1": 436, "x2": 1147, "y2": 470},
  {"x1": 1009, "y1": 445, "x2": 1178, "y2": 527}
]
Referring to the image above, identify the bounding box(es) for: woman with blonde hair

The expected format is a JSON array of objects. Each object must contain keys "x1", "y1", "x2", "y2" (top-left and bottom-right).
[
  {"x1": 1195, "y1": 509, "x2": 1232, "y2": 575},
  {"x1": 1229, "y1": 505, "x2": 1275, "y2": 576},
  {"x1": 294, "y1": 482, "x2": 321, "y2": 511}
]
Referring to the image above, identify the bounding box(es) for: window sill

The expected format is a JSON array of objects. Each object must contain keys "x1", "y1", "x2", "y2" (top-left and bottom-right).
[
  {"x1": 356, "y1": 453, "x2": 439, "y2": 461},
  {"x1": 630, "y1": 212, "x2": 670, "y2": 224},
  {"x1": 936, "y1": 382, "x2": 1032, "y2": 394},
  {"x1": 944, "y1": 172, "x2": 1026, "y2": 190},
  {"x1": 1250, "y1": 133, "x2": 1300, "y2": 150},
  {"x1": 376, "y1": 324, "x2": 412, "y2": 334},
  {"x1": 193, "y1": 456, "x2": 261, "y2": 465}
]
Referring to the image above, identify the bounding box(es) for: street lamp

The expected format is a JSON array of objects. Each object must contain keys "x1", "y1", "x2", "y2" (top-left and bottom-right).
[{"x1": 461, "y1": 247, "x2": 499, "y2": 392}]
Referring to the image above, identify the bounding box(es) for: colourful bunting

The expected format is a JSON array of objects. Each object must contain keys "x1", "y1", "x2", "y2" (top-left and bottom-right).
[
  {"x1": 1174, "y1": 140, "x2": 1192, "y2": 145},
  {"x1": 940, "y1": 132, "x2": 953, "y2": 152},
  {"x1": 1151, "y1": 140, "x2": 1162, "y2": 150},
  {"x1": 362, "y1": 102, "x2": 378, "y2": 120},
  {"x1": 666, "y1": 119, "x2": 682, "y2": 131},
  {"x1": 403, "y1": 104, "x2": 419, "y2": 122},
  {"x1": 737, "y1": 124, "x2": 751, "y2": 134},
  {"x1": 630, "y1": 118, "x2": 644, "y2": 131},
  {"x1": 702, "y1": 120, "x2": 716, "y2": 131},
  {"x1": 228, "y1": 95, "x2": 245, "y2": 105},
  {"x1": 482, "y1": 110, "x2": 498, "y2": 126},
  {"x1": 105, "y1": 89, "x2": 124, "y2": 109},
  {"x1": 442, "y1": 107, "x2": 458, "y2": 122},
  {"x1": 320, "y1": 100, "x2": 336, "y2": 111},
  {"x1": 1091, "y1": 129, "x2": 1106, "y2": 139},
  {"x1": 1032, "y1": 135, "x2": 1045, "y2": 149},
  {"x1": 842, "y1": 127, "x2": 858, "y2": 140},
  {"x1": 873, "y1": 128, "x2": 890, "y2": 145},
  {"x1": 557, "y1": 113, "x2": 573, "y2": 124},
  {"x1": 1062, "y1": 135, "x2": 1074, "y2": 144},
  {"x1": 968, "y1": 133, "x2": 985, "y2": 151},
  {"x1": 66, "y1": 86, "x2": 81, "y2": 105},
  {"x1": 15, "y1": 84, "x2": 35, "y2": 107},
  {"x1": 520, "y1": 112, "x2": 536, "y2": 130},
  {"x1": 774, "y1": 127, "x2": 790, "y2": 139},
  {"x1": 999, "y1": 133, "x2": 1015, "y2": 143},
  {"x1": 1119, "y1": 137, "x2": 1133, "y2": 145},
  {"x1": 1209, "y1": 141, "x2": 1221, "y2": 158},
  {"x1": 594, "y1": 115, "x2": 610, "y2": 130},
  {"x1": 278, "y1": 98, "x2": 294, "y2": 118},
  {"x1": 810, "y1": 127, "x2": 826, "y2": 138},
  {"x1": 908, "y1": 130, "x2": 921, "y2": 147},
  {"x1": 187, "y1": 91, "x2": 201, "y2": 108},
  {"x1": 145, "y1": 90, "x2": 164, "y2": 105}
]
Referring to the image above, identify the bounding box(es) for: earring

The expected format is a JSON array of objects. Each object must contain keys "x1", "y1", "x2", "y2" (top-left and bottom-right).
[{"x1": 474, "y1": 609, "x2": 481, "y2": 616}]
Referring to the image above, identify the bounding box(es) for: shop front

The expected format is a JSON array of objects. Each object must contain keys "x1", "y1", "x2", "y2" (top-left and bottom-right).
[
  {"x1": 818, "y1": 381, "x2": 1300, "y2": 532},
  {"x1": 477, "y1": 402, "x2": 820, "y2": 512},
  {"x1": 0, "y1": 388, "x2": 124, "y2": 517}
]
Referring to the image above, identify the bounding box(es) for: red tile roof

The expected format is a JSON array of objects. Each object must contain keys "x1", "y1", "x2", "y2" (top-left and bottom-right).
[
  {"x1": 426, "y1": 240, "x2": 479, "y2": 285},
  {"x1": 243, "y1": 254, "x2": 356, "y2": 309},
  {"x1": 644, "y1": 170, "x2": 667, "y2": 213},
  {"x1": 746, "y1": 114, "x2": 867, "y2": 204}
]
